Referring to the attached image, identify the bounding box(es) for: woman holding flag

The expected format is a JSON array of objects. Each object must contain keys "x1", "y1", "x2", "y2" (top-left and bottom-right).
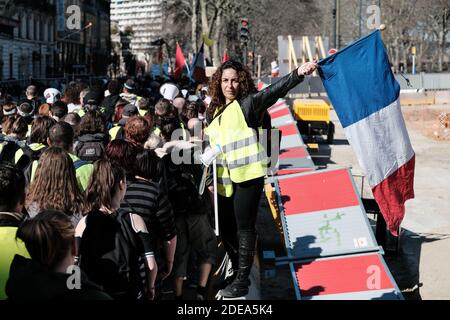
[{"x1": 205, "y1": 60, "x2": 317, "y2": 298}]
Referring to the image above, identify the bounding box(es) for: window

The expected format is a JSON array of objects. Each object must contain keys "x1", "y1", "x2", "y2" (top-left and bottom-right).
[
  {"x1": 26, "y1": 16, "x2": 30, "y2": 39},
  {"x1": 34, "y1": 19, "x2": 38, "y2": 41}
]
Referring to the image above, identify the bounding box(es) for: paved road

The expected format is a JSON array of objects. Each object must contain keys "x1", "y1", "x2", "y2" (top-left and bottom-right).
[{"x1": 327, "y1": 107, "x2": 450, "y2": 300}]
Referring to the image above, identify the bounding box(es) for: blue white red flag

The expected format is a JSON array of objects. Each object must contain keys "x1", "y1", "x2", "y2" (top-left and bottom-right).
[
  {"x1": 191, "y1": 42, "x2": 207, "y2": 83},
  {"x1": 318, "y1": 31, "x2": 415, "y2": 235}
]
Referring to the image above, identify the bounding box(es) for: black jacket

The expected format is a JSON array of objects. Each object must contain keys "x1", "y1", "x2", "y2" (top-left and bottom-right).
[
  {"x1": 101, "y1": 94, "x2": 121, "y2": 121},
  {"x1": 6, "y1": 255, "x2": 112, "y2": 300}
]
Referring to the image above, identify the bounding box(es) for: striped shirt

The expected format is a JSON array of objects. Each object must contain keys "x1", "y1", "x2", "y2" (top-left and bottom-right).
[{"x1": 121, "y1": 179, "x2": 176, "y2": 242}]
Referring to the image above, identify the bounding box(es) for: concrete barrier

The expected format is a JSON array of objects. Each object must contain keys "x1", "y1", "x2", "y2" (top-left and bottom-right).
[{"x1": 400, "y1": 92, "x2": 435, "y2": 106}]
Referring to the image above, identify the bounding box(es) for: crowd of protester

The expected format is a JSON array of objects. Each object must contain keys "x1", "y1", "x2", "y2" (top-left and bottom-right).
[{"x1": 0, "y1": 76, "x2": 217, "y2": 301}]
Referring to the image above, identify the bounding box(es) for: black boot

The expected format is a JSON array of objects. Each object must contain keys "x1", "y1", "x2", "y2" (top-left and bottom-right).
[
  {"x1": 214, "y1": 239, "x2": 239, "y2": 290},
  {"x1": 219, "y1": 231, "x2": 256, "y2": 298},
  {"x1": 214, "y1": 269, "x2": 238, "y2": 290}
]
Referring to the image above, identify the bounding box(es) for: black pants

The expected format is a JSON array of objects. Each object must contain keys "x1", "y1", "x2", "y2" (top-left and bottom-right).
[{"x1": 217, "y1": 177, "x2": 264, "y2": 269}]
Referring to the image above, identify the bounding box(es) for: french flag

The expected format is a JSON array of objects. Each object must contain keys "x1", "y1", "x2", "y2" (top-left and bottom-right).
[
  {"x1": 190, "y1": 42, "x2": 207, "y2": 83},
  {"x1": 318, "y1": 31, "x2": 415, "y2": 236}
]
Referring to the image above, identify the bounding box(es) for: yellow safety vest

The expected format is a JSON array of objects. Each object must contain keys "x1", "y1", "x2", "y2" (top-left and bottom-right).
[
  {"x1": 69, "y1": 154, "x2": 93, "y2": 192},
  {"x1": 153, "y1": 127, "x2": 161, "y2": 137},
  {"x1": 26, "y1": 124, "x2": 32, "y2": 138},
  {"x1": 109, "y1": 125, "x2": 122, "y2": 141},
  {"x1": 0, "y1": 226, "x2": 30, "y2": 299},
  {"x1": 138, "y1": 108, "x2": 147, "y2": 117},
  {"x1": 205, "y1": 100, "x2": 267, "y2": 197},
  {"x1": 14, "y1": 143, "x2": 46, "y2": 165}
]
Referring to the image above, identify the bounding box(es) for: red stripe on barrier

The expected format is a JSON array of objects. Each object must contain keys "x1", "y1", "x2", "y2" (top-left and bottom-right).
[
  {"x1": 269, "y1": 101, "x2": 288, "y2": 111},
  {"x1": 279, "y1": 169, "x2": 360, "y2": 215},
  {"x1": 279, "y1": 147, "x2": 307, "y2": 159},
  {"x1": 269, "y1": 107, "x2": 290, "y2": 119},
  {"x1": 278, "y1": 124, "x2": 299, "y2": 137},
  {"x1": 295, "y1": 254, "x2": 394, "y2": 297}
]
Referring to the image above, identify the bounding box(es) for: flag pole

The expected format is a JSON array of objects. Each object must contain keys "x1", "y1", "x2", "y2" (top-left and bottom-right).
[{"x1": 185, "y1": 61, "x2": 191, "y2": 75}]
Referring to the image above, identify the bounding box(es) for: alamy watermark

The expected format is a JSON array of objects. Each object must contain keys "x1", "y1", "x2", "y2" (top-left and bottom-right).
[
  {"x1": 367, "y1": 5, "x2": 381, "y2": 30},
  {"x1": 66, "y1": 5, "x2": 81, "y2": 30},
  {"x1": 366, "y1": 265, "x2": 382, "y2": 290},
  {"x1": 168, "y1": 128, "x2": 281, "y2": 169},
  {"x1": 66, "y1": 265, "x2": 81, "y2": 290}
]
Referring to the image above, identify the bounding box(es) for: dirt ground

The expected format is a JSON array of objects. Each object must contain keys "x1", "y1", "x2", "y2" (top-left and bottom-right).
[{"x1": 258, "y1": 103, "x2": 450, "y2": 300}]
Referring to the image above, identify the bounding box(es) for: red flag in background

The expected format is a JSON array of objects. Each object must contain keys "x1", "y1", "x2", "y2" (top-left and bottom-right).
[
  {"x1": 222, "y1": 49, "x2": 230, "y2": 63},
  {"x1": 174, "y1": 42, "x2": 186, "y2": 79}
]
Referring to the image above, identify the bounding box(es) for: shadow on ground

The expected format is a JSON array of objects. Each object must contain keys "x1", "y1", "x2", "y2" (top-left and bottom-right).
[{"x1": 383, "y1": 228, "x2": 450, "y2": 300}]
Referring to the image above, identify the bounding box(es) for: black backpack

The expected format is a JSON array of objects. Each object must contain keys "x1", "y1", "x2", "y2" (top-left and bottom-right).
[
  {"x1": 166, "y1": 161, "x2": 208, "y2": 216},
  {"x1": 79, "y1": 209, "x2": 142, "y2": 300},
  {"x1": 23, "y1": 146, "x2": 47, "y2": 186},
  {"x1": 0, "y1": 138, "x2": 34, "y2": 171},
  {"x1": 74, "y1": 134, "x2": 107, "y2": 163}
]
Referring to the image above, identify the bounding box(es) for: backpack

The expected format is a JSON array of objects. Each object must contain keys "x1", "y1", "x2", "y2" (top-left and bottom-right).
[
  {"x1": 0, "y1": 138, "x2": 34, "y2": 171},
  {"x1": 79, "y1": 209, "x2": 142, "y2": 300},
  {"x1": 166, "y1": 159, "x2": 208, "y2": 216},
  {"x1": 74, "y1": 134, "x2": 107, "y2": 162},
  {"x1": 23, "y1": 146, "x2": 48, "y2": 186}
]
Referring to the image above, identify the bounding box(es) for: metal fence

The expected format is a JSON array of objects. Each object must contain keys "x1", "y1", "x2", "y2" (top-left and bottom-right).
[{"x1": 261, "y1": 73, "x2": 450, "y2": 95}]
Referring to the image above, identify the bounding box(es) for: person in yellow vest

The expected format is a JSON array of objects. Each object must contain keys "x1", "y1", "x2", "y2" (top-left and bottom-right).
[
  {"x1": 15, "y1": 115, "x2": 56, "y2": 184},
  {"x1": 120, "y1": 79, "x2": 142, "y2": 107},
  {"x1": 137, "y1": 97, "x2": 151, "y2": 117},
  {"x1": 205, "y1": 60, "x2": 317, "y2": 298},
  {"x1": 17, "y1": 102, "x2": 34, "y2": 138},
  {"x1": 0, "y1": 163, "x2": 30, "y2": 300},
  {"x1": 47, "y1": 122, "x2": 93, "y2": 191},
  {"x1": 109, "y1": 104, "x2": 139, "y2": 141}
]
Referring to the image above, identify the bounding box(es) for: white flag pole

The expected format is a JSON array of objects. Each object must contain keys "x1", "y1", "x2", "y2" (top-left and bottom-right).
[{"x1": 213, "y1": 159, "x2": 219, "y2": 236}]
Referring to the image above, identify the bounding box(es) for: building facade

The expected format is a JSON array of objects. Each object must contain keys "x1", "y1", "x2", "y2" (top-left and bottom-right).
[
  {"x1": 0, "y1": 0, "x2": 56, "y2": 80},
  {"x1": 110, "y1": 0, "x2": 163, "y2": 72},
  {"x1": 0, "y1": 0, "x2": 111, "y2": 81}
]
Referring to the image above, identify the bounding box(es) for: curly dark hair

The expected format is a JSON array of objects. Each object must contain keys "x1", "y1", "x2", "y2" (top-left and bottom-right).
[
  {"x1": 207, "y1": 60, "x2": 256, "y2": 124},
  {"x1": 78, "y1": 110, "x2": 107, "y2": 135}
]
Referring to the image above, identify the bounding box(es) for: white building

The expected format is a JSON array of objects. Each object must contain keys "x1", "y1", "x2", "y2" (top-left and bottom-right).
[{"x1": 110, "y1": 0, "x2": 163, "y2": 70}]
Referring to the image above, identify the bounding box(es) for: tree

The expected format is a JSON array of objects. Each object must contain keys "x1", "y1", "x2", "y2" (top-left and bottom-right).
[{"x1": 163, "y1": 0, "x2": 449, "y2": 74}]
